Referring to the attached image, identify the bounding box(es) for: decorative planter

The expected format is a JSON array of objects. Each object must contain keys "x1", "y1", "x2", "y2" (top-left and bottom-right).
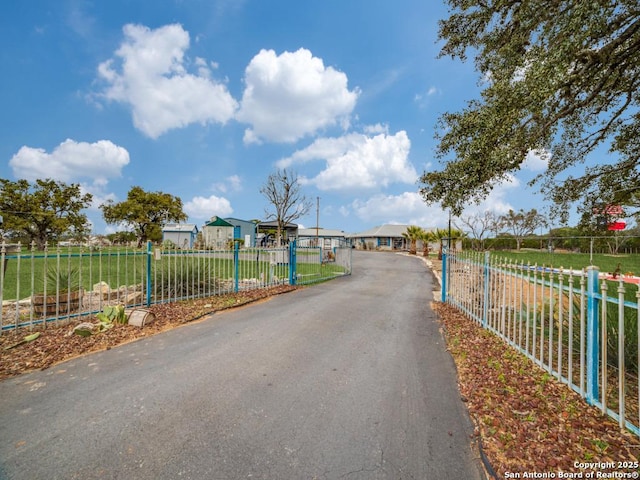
[
  {"x1": 32, "y1": 289, "x2": 84, "y2": 316},
  {"x1": 128, "y1": 308, "x2": 154, "y2": 327}
]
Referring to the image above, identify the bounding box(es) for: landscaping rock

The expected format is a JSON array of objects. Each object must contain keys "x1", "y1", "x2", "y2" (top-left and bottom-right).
[
  {"x1": 73, "y1": 322, "x2": 96, "y2": 337},
  {"x1": 124, "y1": 291, "x2": 143, "y2": 306}
]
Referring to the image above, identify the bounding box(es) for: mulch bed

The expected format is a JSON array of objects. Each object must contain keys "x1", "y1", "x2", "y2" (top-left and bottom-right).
[
  {"x1": 0, "y1": 284, "x2": 296, "y2": 379},
  {"x1": 434, "y1": 301, "x2": 640, "y2": 477}
]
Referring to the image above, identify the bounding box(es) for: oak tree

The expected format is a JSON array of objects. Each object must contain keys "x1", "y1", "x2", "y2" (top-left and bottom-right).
[
  {"x1": 0, "y1": 178, "x2": 92, "y2": 249},
  {"x1": 101, "y1": 186, "x2": 187, "y2": 247},
  {"x1": 420, "y1": 1, "x2": 640, "y2": 222},
  {"x1": 498, "y1": 209, "x2": 547, "y2": 250}
]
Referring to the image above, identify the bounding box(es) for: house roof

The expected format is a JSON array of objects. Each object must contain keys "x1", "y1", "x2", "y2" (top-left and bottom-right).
[
  {"x1": 162, "y1": 223, "x2": 198, "y2": 233},
  {"x1": 298, "y1": 228, "x2": 346, "y2": 238},
  {"x1": 349, "y1": 224, "x2": 412, "y2": 238},
  {"x1": 205, "y1": 216, "x2": 234, "y2": 227},
  {"x1": 257, "y1": 221, "x2": 298, "y2": 229},
  {"x1": 224, "y1": 217, "x2": 256, "y2": 226}
]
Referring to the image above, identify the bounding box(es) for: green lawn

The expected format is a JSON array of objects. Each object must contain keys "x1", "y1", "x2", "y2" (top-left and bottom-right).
[
  {"x1": 488, "y1": 250, "x2": 640, "y2": 276},
  {"x1": 1, "y1": 247, "x2": 349, "y2": 300}
]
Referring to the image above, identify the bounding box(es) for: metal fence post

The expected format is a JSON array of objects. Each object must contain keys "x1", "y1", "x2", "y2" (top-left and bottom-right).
[
  {"x1": 586, "y1": 266, "x2": 600, "y2": 405},
  {"x1": 289, "y1": 239, "x2": 297, "y2": 286},
  {"x1": 441, "y1": 247, "x2": 448, "y2": 303},
  {"x1": 234, "y1": 241, "x2": 239, "y2": 293},
  {"x1": 146, "y1": 241, "x2": 152, "y2": 307},
  {"x1": 483, "y1": 251, "x2": 490, "y2": 328}
]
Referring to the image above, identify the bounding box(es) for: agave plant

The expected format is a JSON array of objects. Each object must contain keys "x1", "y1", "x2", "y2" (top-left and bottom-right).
[{"x1": 45, "y1": 265, "x2": 81, "y2": 293}]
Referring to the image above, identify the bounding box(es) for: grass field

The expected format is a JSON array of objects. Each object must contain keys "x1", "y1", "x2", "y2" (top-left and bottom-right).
[
  {"x1": 490, "y1": 249, "x2": 640, "y2": 276},
  {"x1": 1, "y1": 247, "x2": 349, "y2": 300}
]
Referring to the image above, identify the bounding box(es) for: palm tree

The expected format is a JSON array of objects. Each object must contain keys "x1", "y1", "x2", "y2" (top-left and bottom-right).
[
  {"x1": 432, "y1": 227, "x2": 466, "y2": 260},
  {"x1": 402, "y1": 225, "x2": 424, "y2": 254},
  {"x1": 418, "y1": 229, "x2": 436, "y2": 256}
]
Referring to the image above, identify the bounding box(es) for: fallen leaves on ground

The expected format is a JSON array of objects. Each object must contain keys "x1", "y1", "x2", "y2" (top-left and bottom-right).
[
  {"x1": 0, "y1": 284, "x2": 296, "y2": 380},
  {"x1": 434, "y1": 301, "x2": 640, "y2": 478}
]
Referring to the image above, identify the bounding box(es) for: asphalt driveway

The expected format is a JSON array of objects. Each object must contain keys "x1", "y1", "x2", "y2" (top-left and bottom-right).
[{"x1": 0, "y1": 250, "x2": 484, "y2": 479}]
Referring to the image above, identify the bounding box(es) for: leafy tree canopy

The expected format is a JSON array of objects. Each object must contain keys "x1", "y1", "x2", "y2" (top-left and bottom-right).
[
  {"x1": 0, "y1": 178, "x2": 92, "y2": 249},
  {"x1": 420, "y1": 1, "x2": 640, "y2": 222},
  {"x1": 101, "y1": 186, "x2": 187, "y2": 247},
  {"x1": 498, "y1": 208, "x2": 547, "y2": 250}
]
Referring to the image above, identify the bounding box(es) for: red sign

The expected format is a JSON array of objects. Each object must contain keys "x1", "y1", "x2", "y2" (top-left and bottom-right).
[
  {"x1": 593, "y1": 204, "x2": 624, "y2": 216},
  {"x1": 604, "y1": 205, "x2": 624, "y2": 215},
  {"x1": 608, "y1": 220, "x2": 626, "y2": 231}
]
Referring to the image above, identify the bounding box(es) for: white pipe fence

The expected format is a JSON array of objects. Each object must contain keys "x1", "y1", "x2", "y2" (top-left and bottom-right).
[
  {"x1": 442, "y1": 250, "x2": 640, "y2": 437},
  {"x1": 1, "y1": 240, "x2": 352, "y2": 333}
]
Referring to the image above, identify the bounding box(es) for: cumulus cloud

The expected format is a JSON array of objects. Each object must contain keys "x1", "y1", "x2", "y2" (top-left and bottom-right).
[
  {"x1": 9, "y1": 138, "x2": 130, "y2": 183},
  {"x1": 461, "y1": 180, "x2": 517, "y2": 218},
  {"x1": 184, "y1": 194, "x2": 233, "y2": 220},
  {"x1": 236, "y1": 48, "x2": 359, "y2": 144},
  {"x1": 350, "y1": 192, "x2": 437, "y2": 225},
  {"x1": 349, "y1": 182, "x2": 517, "y2": 230},
  {"x1": 97, "y1": 23, "x2": 237, "y2": 138},
  {"x1": 522, "y1": 149, "x2": 549, "y2": 172},
  {"x1": 212, "y1": 175, "x2": 242, "y2": 194},
  {"x1": 277, "y1": 130, "x2": 416, "y2": 191}
]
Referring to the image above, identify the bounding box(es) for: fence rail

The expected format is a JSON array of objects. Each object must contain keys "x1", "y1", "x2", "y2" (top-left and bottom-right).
[
  {"x1": 443, "y1": 249, "x2": 640, "y2": 437},
  {"x1": 1, "y1": 240, "x2": 352, "y2": 333}
]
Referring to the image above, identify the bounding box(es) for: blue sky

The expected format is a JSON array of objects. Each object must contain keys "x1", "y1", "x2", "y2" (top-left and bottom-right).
[{"x1": 0, "y1": 0, "x2": 552, "y2": 235}]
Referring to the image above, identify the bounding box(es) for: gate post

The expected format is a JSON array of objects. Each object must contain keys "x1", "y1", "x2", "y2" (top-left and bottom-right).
[
  {"x1": 586, "y1": 266, "x2": 600, "y2": 405},
  {"x1": 441, "y1": 247, "x2": 448, "y2": 303},
  {"x1": 234, "y1": 241, "x2": 239, "y2": 293},
  {"x1": 146, "y1": 241, "x2": 152, "y2": 307},
  {"x1": 289, "y1": 239, "x2": 297, "y2": 286}
]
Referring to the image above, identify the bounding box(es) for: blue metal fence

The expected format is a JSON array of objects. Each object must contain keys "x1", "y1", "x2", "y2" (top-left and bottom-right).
[
  {"x1": 442, "y1": 249, "x2": 640, "y2": 437},
  {"x1": 1, "y1": 240, "x2": 352, "y2": 333}
]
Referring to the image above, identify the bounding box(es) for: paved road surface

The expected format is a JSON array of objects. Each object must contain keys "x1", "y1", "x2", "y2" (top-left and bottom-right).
[{"x1": 0, "y1": 251, "x2": 484, "y2": 480}]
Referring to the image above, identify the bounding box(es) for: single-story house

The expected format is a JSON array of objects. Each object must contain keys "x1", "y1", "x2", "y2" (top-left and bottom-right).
[
  {"x1": 224, "y1": 217, "x2": 257, "y2": 247},
  {"x1": 162, "y1": 223, "x2": 199, "y2": 249},
  {"x1": 202, "y1": 216, "x2": 234, "y2": 249},
  {"x1": 298, "y1": 228, "x2": 348, "y2": 249},
  {"x1": 256, "y1": 221, "x2": 298, "y2": 246},
  {"x1": 350, "y1": 224, "x2": 412, "y2": 251}
]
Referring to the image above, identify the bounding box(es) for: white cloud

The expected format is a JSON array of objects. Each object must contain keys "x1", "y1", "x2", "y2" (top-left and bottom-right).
[
  {"x1": 522, "y1": 149, "x2": 549, "y2": 172},
  {"x1": 184, "y1": 194, "x2": 233, "y2": 220},
  {"x1": 9, "y1": 138, "x2": 130, "y2": 183},
  {"x1": 236, "y1": 48, "x2": 359, "y2": 144},
  {"x1": 461, "y1": 184, "x2": 517, "y2": 218},
  {"x1": 82, "y1": 185, "x2": 117, "y2": 212},
  {"x1": 278, "y1": 130, "x2": 416, "y2": 191},
  {"x1": 97, "y1": 23, "x2": 237, "y2": 138},
  {"x1": 351, "y1": 192, "x2": 439, "y2": 226},
  {"x1": 212, "y1": 175, "x2": 242, "y2": 194},
  {"x1": 363, "y1": 123, "x2": 389, "y2": 135},
  {"x1": 348, "y1": 175, "x2": 519, "y2": 229},
  {"x1": 414, "y1": 86, "x2": 438, "y2": 101}
]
